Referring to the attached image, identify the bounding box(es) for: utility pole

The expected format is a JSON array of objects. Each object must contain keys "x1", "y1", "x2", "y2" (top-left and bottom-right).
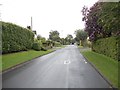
[
  {"x1": 30, "y1": 17, "x2": 36, "y2": 35},
  {"x1": 31, "y1": 17, "x2": 33, "y2": 30}
]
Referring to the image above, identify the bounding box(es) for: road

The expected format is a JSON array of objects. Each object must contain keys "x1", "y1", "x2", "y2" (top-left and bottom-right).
[{"x1": 3, "y1": 45, "x2": 110, "y2": 88}]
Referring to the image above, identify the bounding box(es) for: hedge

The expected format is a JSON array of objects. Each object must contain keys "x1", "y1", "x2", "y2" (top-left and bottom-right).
[
  {"x1": 92, "y1": 36, "x2": 120, "y2": 61},
  {"x1": 2, "y1": 21, "x2": 34, "y2": 53}
]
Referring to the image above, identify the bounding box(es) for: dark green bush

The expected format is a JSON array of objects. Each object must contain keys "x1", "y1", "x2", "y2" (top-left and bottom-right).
[
  {"x1": 2, "y1": 21, "x2": 34, "y2": 53},
  {"x1": 92, "y1": 36, "x2": 119, "y2": 61},
  {"x1": 32, "y1": 42, "x2": 41, "y2": 51}
]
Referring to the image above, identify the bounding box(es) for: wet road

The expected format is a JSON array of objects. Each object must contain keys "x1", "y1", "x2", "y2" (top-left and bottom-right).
[{"x1": 3, "y1": 45, "x2": 110, "y2": 88}]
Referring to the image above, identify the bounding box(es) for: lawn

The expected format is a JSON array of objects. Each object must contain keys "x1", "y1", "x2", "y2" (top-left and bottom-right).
[
  {"x1": 1, "y1": 49, "x2": 55, "y2": 72},
  {"x1": 80, "y1": 49, "x2": 118, "y2": 88}
]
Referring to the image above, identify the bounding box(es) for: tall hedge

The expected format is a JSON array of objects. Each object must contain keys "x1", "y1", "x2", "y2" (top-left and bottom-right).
[
  {"x1": 92, "y1": 36, "x2": 120, "y2": 61},
  {"x1": 2, "y1": 22, "x2": 34, "y2": 53}
]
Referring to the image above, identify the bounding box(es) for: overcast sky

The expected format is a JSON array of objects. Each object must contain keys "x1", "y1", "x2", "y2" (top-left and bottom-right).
[{"x1": 1, "y1": 0, "x2": 98, "y2": 39}]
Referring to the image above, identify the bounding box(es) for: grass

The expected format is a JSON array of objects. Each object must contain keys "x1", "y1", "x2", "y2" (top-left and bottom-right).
[
  {"x1": 80, "y1": 48, "x2": 118, "y2": 88},
  {"x1": 0, "y1": 49, "x2": 55, "y2": 72}
]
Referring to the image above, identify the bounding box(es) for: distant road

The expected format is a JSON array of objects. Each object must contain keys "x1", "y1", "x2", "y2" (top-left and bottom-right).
[{"x1": 3, "y1": 45, "x2": 110, "y2": 88}]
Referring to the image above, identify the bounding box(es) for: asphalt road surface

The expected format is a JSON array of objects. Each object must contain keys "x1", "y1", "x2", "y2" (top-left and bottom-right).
[{"x1": 3, "y1": 45, "x2": 110, "y2": 88}]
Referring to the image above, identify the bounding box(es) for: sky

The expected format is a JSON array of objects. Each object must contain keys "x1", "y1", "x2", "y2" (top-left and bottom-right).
[{"x1": 0, "y1": 0, "x2": 99, "y2": 39}]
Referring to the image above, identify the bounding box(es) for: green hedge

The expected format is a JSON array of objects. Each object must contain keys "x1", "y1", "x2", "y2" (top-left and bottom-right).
[
  {"x1": 2, "y1": 22, "x2": 34, "y2": 53},
  {"x1": 92, "y1": 36, "x2": 119, "y2": 61}
]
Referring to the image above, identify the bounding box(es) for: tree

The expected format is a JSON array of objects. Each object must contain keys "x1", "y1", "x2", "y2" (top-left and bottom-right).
[
  {"x1": 37, "y1": 35, "x2": 42, "y2": 40},
  {"x1": 82, "y1": 2, "x2": 120, "y2": 41},
  {"x1": 65, "y1": 34, "x2": 74, "y2": 44},
  {"x1": 60, "y1": 38, "x2": 66, "y2": 45},
  {"x1": 49, "y1": 30, "x2": 60, "y2": 42},
  {"x1": 82, "y1": 3, "x2": 103, "y2": 41},
  {"x1": 98, "y1": 2, "x2": 120, "y2": 36},
  {"x1": 74, "y1": 29, "x2": 87, "y2": 46}
]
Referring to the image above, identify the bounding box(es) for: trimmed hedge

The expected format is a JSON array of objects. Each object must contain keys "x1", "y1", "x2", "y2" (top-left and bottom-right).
[
  {"x1": 92, "y1": 36, "x2": 120, "y2": 61},
  {"x1": 2, "y1": 21, "x2": 34, "y2": 53}
]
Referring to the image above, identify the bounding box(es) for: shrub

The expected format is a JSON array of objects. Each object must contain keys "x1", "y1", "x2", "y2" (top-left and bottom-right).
[
  {"x1": 32, "y1": 42, "x2": 41, "y2": 51},
  {"x1": 2, "y1": 21, "x2": 34, "y2": 53},
  {"x1": 41, "y1": 47, "x2": 47, "y2": 51},
  {"x1": 32, "y1": 39, "x2": 47, "y2": 51},
  {"x1": 54, "y1": 41, "x2": 61, "y2": 47},
  {"x1": 92, "y1": 36, "x2": 119, "y2": 61}
]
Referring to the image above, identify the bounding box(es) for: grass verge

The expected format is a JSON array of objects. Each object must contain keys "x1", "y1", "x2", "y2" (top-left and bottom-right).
[
  {"x1": 1, "y1": 49, "x2": 55, "y2": 72},
  {"x1": 80, "y1": 49, "x2": 118, "y2": 88}
]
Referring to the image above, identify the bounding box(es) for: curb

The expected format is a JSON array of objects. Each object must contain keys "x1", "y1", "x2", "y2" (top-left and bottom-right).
[{"x1": 2, "y1": 49, "x2": 57, "y2": 74}]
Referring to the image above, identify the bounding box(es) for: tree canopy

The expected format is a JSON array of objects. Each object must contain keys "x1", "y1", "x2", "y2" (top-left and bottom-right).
[
  {"x1": 74, "y1": 29, "x2": 88, "y2": 42},
  {"x1": 49, "y1": 30, "x2": 60, "y2": 42},
  {"x1": 82, "y1": 2, "x2": 120, "y2": 41}
]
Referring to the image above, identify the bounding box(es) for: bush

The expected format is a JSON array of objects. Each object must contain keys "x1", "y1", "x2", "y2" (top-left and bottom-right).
[
  {"x1": 54, "y1": 41, "x2": 61, "y2": 47},
  {"x1": 41, "y1": 47, "x2": 47, "y2": 51},
  {"x1": 92, "y1": 36, "x2": 119, "y2": 61},
  {"x1": 2, "y1": 21, "x2": 34, "y2": 53},
  {"x1": 32, "y1": 42, "x2": 41, "y2": 51},
  {"x1": 32, "y1": 39, "x2": 47, "y2": 51}
]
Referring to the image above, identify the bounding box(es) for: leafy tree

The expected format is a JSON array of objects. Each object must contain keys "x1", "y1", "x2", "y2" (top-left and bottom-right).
[
  {"x1": 37, "y1": 35, "x2": 42, "y2": 40},
  {"x1": 49, "y1": 30, "x2": 60, "y2": 42},
  {"x1": 40, "y1": 37, "x2": 46, "y2": 43},
  {"x1": 65, "y1": 34, "x2": 74, "y2": 44},
  {"x1": 60, "y1": 38, "x2": 66, "y2": 45},
  {"x1": 74, "y1": 29, "x2": 87, "y2": 46},
  {"x1": 82, "y1": 3, "x2": 103, "y2": 41},
  {"x1": 98, "y1": 2, "x2": 120, "y2": 36},
  {"x1": 82, "y1": 2, "x2": 120, "y2": 41}
]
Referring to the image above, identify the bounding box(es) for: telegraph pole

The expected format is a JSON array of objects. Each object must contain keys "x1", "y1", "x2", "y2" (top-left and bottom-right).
[{"x1": 31, "y1": 17, "x2": 33, "y2": 30}]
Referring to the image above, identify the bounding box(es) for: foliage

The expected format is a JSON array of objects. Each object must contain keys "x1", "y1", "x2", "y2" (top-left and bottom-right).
[
  {"x1": 41, "y1": 47, "x2": 47, "y2": 51},
  {"x1": 54, "y1": 41, "x2": 61, "y2": 47},
  {"x1": 65, "y1": 34, "x2": 74, "y2": 44},
  {"x1": 82, "y1": 3, "x2": 103, "y2": 41},
  {"x1": 98, "y1": 2, "x2": 120, "y2": 36},
  {"x1": 40, "y1": 37, "x2": 46, "y2": 43},
  {"x1": 42, "y1": 40, "x2": 54, "y2": 49},
  {"x1": 37, "y1": 35, "x2": 42, "y2": 40},
  {"x1": 92, "y1": 36, "x2": 119, "y2": 61},
  {"x1": 75, "y1": 30, "x2": 87, "y2": 41},
  {"x1": 49, "y1": 30, "x2": 60, "y2": 42},
  {"x1": 2, "y1": 21, "x2": 34, "y2": 54},
  {"x1": 82, "y1": 2, "x2": 120, "y2": 41},
  {"x1": 33, "y1": 37, "x2": 47, "y2": 51},
  {"x1": 74, "y1": 29, "x2": 88, "y2": 46},
  {"x1": 60, "y1": 38, "x2": 66, "y2": 45},
  {"x1": 32, "y1": 42, "x2": 41, "y2": 51}
]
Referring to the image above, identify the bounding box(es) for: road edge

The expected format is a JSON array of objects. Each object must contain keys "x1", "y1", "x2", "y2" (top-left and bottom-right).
[
  {"x1": 78, "y1": 47, "x2": 118, "y2": 89},
  {"x1": 2, "y1": 49, "x2": 57, "y2": 74}
]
